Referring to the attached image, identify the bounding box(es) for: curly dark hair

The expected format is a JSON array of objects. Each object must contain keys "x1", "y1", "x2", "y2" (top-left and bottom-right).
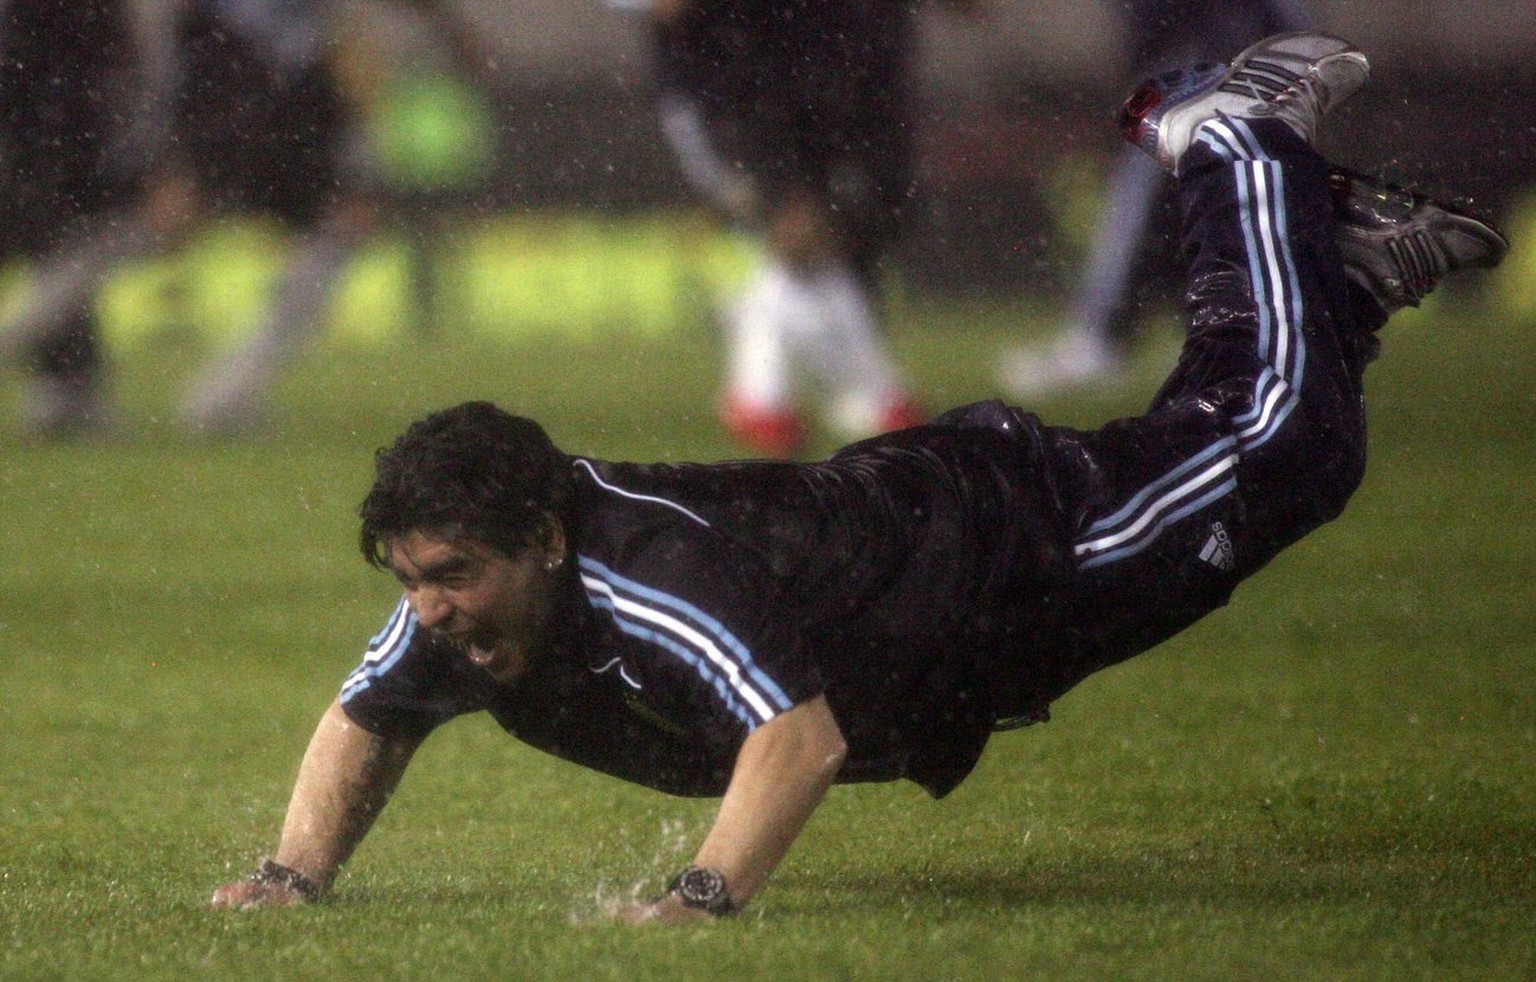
[{"x1": 358, "y1": 402, "x2": 573, "y2": 569}]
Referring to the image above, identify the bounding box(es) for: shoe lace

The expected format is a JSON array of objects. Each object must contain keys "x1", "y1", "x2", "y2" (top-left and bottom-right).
[
  {"x1": 1230, "y1": 59, "x2": 1327, "y2": 131},
  {"x1": 1269, "y1": 68, "x2": 1328, "y2": 132}
]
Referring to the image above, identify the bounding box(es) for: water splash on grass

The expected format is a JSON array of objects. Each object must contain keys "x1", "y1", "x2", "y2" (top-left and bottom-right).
[{"x1": 570, "y1": 818, "x2": 693, "y2": 924}]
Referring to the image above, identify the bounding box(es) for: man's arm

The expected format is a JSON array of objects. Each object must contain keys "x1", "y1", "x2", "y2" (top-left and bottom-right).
[
  {"x1": 616, "y1": 694, "x2": 848, "y2": 922},
  {"x1": 211, "y1": 700, "x2": 423, "y2": 907}
]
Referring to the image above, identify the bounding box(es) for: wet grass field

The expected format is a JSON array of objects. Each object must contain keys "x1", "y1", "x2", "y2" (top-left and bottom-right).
[{"x1": 2, "y1": 287, "x2": 1532, "y2": 979}]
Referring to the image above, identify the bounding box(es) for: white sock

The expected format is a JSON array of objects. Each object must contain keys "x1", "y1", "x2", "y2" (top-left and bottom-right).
[
  {"x1": 790, "y1": 261, "x2": 906, "y2": 436},
  {"x1": 724, "y1": 259, "x2": 798, "y2": 411}
]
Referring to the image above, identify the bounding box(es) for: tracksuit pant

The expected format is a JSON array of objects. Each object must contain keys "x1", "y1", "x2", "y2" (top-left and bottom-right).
[{"x1": 989, "y1": 118, "x2": 1382, "y2": 716}]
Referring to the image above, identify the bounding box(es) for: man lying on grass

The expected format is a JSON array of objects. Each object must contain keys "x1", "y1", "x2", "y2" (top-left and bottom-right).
[{"x1": 212, "y1": 32, "x2": 1506, "y2": 921}]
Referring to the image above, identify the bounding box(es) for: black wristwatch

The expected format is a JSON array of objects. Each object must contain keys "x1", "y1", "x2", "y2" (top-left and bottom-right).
[
  {"x1": 666, "y1": 865, "x2": 737, "y2": 917},
  {"x1": 249, "y1": 858, "x2": 321, "y2": 901}
]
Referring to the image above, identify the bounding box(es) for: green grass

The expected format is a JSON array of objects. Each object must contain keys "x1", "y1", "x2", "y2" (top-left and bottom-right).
[{"x1": 1, "y1": 282, "x2": 1533, "y2": 980}]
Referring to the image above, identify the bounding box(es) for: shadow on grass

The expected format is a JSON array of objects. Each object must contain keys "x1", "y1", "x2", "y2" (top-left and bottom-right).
[
  {"x1": 780, "y1": 819, "x2": 1536, "y2": 916},
  {"x1": 301, "y1": 816, "x2": 1535, "y2": 924}
]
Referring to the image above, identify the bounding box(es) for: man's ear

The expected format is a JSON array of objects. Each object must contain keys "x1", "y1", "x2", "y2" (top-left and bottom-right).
[{"x1": 539, "y1": 513, "x2": 567, "y2": 566}]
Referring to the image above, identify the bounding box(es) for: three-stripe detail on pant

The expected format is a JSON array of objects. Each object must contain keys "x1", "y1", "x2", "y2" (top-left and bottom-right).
[{"x1": 1075, "y1": 118, "x2": 1305, "y2": 570}]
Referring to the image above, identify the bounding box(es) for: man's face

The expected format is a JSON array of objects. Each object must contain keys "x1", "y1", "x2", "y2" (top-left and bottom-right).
[{"x1": 387, "y1": 530, "x2": 559, "y2": 684}]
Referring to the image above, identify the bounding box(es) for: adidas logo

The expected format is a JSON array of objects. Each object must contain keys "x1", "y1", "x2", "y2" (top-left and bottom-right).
[
  {"x1": 1389, "y1": 230, "x2": 1439, "y2": 302},
  {"x1": 1200, "y1": 521, "x2": 1235, "y2": 571}
]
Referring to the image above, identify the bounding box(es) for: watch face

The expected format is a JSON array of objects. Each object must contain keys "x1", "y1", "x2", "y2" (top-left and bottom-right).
[{"x1": 676, "y1": 866, "x2": 726, "y2": 906}]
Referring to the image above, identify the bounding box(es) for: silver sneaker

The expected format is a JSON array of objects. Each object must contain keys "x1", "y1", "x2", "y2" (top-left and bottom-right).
[
  {"x1": 1120, "y1": 31, "x2": 1370, "y2": 175},
  {"x1": 1331, "y1": 169, "x2": 1509, "y2": 313}
]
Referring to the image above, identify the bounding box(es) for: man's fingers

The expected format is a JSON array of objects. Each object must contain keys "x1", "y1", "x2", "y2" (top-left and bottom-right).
[
  {"x1": 210, "y1": 880, "x2": 307, "y2": 909},
  {"x1": 602, "y1": 895, "x2": 713, "y2": 925}
]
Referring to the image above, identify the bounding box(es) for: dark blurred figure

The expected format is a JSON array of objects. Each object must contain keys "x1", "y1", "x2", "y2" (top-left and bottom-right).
[
  {"x1": 0, "y1": 0, "x2": 159, "y2": 435},
  {"x1": 168, "y1": 0, "x2": 373, "y2": 433},
  {"x1": 0, "y1": 0, "x2": 493, "y2": 437},
  {"x1": 639, "y1": 0, "x2": 980, "y2": 458},
  {"x1": 998, "y1": 0, "x2": 1312, "y2": 397}
]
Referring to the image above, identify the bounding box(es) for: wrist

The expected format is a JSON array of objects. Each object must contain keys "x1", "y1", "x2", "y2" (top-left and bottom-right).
[
  {"x1": 665, "y1": 865, "x2": 738, "y2": 917},
  {"x1": 249, "y1": 858, "x2": 322, "y2": 902}
]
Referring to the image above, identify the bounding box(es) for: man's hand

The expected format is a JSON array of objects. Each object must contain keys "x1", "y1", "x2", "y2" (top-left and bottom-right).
[
  {"x1": 603, "y1": 893, "x2": 714, "y2": 925},
  {"x1": 211, "y1": 858, "x2": 323, "y2": 909},
  {"x1": 683, "y1": 696, "x2": 846, "y2": 911},
  {"x1": 209, "y1": 878, "x2": 312, "y2": 910},
  {"x1": 208, "y1": 702, "x2": 422, "y2": 912},
  {"x1": 602, "y1": 697, "x2": 845, "y2": 925}
]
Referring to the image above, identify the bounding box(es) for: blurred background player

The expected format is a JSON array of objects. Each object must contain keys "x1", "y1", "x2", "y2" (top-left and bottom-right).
[
  {"x1": 640, "y1": 0, "x2": 977, "y2": 457},
  {"x1": 170, "y1": 0, "x2": 500, "y2": 434},
  {"x1": 997, "y1": 0, "x2": 1311, "y2": 398},
  {"x1": 0, "y1": 0, "x2": 492, "y2": 437},
  {"x1": 167, "y1": 0, "x2": 379, "y2": 433},
  {"x1": 166, "y1": 0, "x2": 381, "y2": 434},
  {"x1": 0, "y1": 0, "x2": 163, "y2": 436}
]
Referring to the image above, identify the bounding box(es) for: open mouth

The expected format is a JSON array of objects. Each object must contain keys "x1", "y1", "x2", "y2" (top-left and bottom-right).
[
  {"x1": 464, "y1": 641, "x2": 499, "y2": 665},
  {"x1": 459, "y1": 630, "x2": 507, "y2": 670},
  {"x1": 437, "y1": 626, "x2": 497, "y2": 658}
]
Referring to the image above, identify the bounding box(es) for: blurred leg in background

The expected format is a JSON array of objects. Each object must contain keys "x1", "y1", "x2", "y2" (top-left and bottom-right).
[
  {"x1": 2, "y1": 0, "x2": 493, "y2": 438},
  {"x1": 168, "y1": 0, "x2": 374, "y2": 434},
  {"x1": 0, "y1": 0, "x2": 366, "y2": 437},
  {"x1": 646, "y1": 0, "x2": 935, "y2": 457},
  {"x1": 998, "y1": 0, "x2": 1312, "y2": 399},
  {"x1": 177, "y1": 0, "x2": 497, "y2": 434},
  {"x1": 0, "y1": 0, "x2": 157, "y2": 437}
]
